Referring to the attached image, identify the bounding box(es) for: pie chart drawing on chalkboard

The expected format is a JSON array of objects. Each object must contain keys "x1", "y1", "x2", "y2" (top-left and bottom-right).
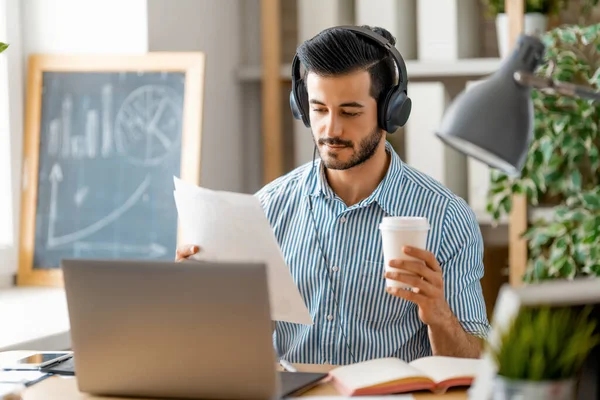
[
  {"x1": 115, "y1": 84, "x2": 183, "y2": 167},
  {"x1": 18, "y1": 54, "x2": 205, "y2": 286}
]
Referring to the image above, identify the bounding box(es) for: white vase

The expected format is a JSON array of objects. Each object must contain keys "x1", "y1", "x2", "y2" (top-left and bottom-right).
[
  {"x1": 496, "y1": 12, "x2": 548, "y2": 58},
  {"x1": 493, "y1": 376, "x2": 576, "y2": 400}
]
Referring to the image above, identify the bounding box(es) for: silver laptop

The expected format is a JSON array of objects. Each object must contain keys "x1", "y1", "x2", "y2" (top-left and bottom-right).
[{"x1": 61, "y1": 258, "x2": 279, "y2": 399}]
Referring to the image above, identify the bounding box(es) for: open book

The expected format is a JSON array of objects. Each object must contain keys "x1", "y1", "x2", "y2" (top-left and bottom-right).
[{"x1": 328, "y1": 356, "x2": 482, "y2": 396}]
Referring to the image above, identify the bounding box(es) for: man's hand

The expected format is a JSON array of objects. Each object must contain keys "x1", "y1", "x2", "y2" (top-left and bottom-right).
[
  {"x1": 175, "y1": 244, "x2": 200, "y2": 262},
  {"x1": 384, "y1": 246, "x2": 452, "y2": 327},
  {"x1": 384, "y1": 245, "x2": 483, "y2": 358}
]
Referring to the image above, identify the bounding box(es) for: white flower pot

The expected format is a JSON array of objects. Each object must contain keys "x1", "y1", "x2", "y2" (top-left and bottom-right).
[
  {"x1": 493, "y1": 376, "x2": 576, "y2": 400},
  {"x1": 496, "y1": 13, "x2": 548, "y2": 58}
]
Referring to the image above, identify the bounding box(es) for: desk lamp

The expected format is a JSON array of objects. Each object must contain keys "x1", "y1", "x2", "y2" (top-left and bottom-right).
[{"x1": 435, "y1": 33, "x2": 600, "y2": 177}]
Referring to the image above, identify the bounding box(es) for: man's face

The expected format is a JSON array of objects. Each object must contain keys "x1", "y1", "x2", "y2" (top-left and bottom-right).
[{"x1": 306, "y1": 69, "x2": 383, "y2": 170}]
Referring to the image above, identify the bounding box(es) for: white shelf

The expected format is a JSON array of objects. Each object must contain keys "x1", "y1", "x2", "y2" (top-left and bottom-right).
[
  {"x1": 406, "y1": 58, "x2": 501, "y2": 78},
  {"x1": 528, "y1": 206, "x2": 557, "y2": 223},
  {"x1": 236, "y1": 58, "x2": 502, "y2": 82},
  {"x1": 475, "y1": 210, "x2": 509, "y2": 226},
  {"x1": 474, "y1": 207, "x2": 559, "y2": 226}
]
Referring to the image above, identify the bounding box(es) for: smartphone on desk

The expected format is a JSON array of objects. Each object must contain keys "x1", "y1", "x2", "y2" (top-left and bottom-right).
[{"x1": 2, "y1": 352, "x2": 72, "y2": 371}]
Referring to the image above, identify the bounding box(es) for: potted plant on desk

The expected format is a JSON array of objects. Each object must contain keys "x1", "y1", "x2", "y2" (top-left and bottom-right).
[{"x1": 488, "y1": 306, "x2": 600, "y2": 400}]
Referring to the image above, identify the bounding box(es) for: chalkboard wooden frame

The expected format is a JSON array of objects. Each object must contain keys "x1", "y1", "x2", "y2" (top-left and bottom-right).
[{"x1": 18, "y1": 53, "x2": 206, "y2": 286}]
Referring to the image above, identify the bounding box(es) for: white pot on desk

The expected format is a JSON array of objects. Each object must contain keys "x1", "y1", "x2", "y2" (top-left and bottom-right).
[{"x1": 493, "y1": 376, "x2": 576, "y2": 400}]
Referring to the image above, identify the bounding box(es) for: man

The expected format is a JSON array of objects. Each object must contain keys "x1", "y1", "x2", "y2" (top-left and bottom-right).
[{"x1": 177, "y1": 26, "x2": 490, "y2": 365}]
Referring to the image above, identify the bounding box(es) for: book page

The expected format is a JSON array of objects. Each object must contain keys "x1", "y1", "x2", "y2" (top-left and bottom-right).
[
  {"x1": 408, "y1": 356, "x2": 482, "y2": 384},
  {"x1": 329, "y1": 358, "x2": 430, "y2": 391}
]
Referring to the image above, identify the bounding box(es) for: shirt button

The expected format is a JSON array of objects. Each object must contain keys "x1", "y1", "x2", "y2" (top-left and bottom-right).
[
  {"x1": 327, "y1": 315, "x2": 334, "y2": 321},
  {"x1": 339, "y1": 216, "x2": 346, "y2": 223},
  {"x1": 332, "y1": 266, "x2": 339, "y2": 272}
]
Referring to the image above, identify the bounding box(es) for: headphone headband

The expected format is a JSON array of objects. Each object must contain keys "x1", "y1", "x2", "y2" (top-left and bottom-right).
[{"x1": 291, "y1": 25, "x2": 408, "y2": 92}]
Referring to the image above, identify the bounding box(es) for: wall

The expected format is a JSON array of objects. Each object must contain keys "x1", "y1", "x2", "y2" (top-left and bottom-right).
[
  {"x1": 21, "y1": 0, "x2": 148, "y2": 56},
  {"x1": 147, "y1": 0, "x2": 248, "y2": 193},
  {"x1": 0, "y1": 0, "x2": 148, "y2": 287}
]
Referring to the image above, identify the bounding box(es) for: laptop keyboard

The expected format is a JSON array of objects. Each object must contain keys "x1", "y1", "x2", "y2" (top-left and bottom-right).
[{"x1": 40, "y1": 357, "x2": 326, "y2": 397}]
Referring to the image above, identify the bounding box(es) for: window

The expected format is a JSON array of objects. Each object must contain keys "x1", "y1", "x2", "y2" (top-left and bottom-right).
[{"x1": 0, "y1": 0, "x2": 24, "y2": 287}]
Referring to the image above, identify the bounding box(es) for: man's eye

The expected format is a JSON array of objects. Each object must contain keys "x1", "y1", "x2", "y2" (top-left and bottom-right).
[
  {"x1": 312, "y1": 109, "x2": 326, "y2": 113},
  {"x1": 343, "y1": 111, "x2": 360, "y2": 117}
]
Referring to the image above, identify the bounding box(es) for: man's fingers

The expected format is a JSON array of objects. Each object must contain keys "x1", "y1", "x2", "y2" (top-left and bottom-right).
[
  {"x1": 386, "y1": 286, "x2": 423, "y2": 303},
  {"x1": 175, "y1": 244, "x2": 200, "y2": 261},
  {"x1": 388, "y1": 260, "x2": 440, "y2": 285},
  {"x1": 403, "y1": 246, "x2": 442, "y2": 272},
  {"x1": 385, "y1": 271, "x2": 436, "y2": 296}
]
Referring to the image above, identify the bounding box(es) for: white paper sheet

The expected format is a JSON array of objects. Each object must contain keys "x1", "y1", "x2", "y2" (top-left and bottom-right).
[
  {"x1": 173, "y1": 177, "x2": 313, "y2": 325},
  {"x1": 0, "y1": 370, "x2": 48, "y2": 384}
]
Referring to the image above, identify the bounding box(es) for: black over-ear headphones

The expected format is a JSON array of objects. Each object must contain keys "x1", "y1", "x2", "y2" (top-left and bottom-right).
[{"x1": 289, "y1": 25, "x2": 412, "y2": 134}]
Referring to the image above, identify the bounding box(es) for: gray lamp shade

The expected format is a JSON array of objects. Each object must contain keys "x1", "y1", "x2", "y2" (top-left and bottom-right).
[{"x1": 435, "y1": 35, "x2": 546, "y2": 177}]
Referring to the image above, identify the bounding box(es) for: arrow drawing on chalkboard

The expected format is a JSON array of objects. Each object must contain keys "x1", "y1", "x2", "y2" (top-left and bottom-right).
[
  {"x1": 73, "y1": 241, "x2": 167, "y2": 258},
  {"x1": 46, "y1": 162, "x2": 151, "y2": 249}
]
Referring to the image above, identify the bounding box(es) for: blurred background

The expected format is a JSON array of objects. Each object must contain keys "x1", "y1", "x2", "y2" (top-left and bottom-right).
[{"x1": 2, "y1": 0, "x2": 600, "y2": 312}]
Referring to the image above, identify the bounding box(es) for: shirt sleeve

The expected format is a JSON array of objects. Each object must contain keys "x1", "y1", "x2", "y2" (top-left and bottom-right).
[{"x1": 438, "y1": 197, "x2": 491, "y2": 339}]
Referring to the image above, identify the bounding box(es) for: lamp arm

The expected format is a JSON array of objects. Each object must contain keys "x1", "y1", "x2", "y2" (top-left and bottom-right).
[{"x1": 514, "y1": 71, "x2": 600, "y2": 102}]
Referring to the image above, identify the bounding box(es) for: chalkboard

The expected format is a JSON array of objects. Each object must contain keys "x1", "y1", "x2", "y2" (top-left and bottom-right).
[{"x1": 19, "y1": 54, "x2": 205, "y2": 286}]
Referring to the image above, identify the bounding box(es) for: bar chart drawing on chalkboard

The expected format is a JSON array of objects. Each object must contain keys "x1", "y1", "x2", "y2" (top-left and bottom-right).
[
  {"x1": 19, "y1": 53, "x2": 205, "y2": 286},
  {"x1": 101, "y1": 84, "x2": 113, "y2": 158}
]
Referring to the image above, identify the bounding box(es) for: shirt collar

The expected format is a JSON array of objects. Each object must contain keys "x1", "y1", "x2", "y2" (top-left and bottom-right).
[{"x1": 304, "y1": 141, "x2": 404, "y2": 215}]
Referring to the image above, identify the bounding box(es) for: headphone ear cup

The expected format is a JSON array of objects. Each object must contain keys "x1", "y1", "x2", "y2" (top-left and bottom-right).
[
  {"x1": 290, "y1": 80, "x2": 311, "y2": 128},
  {"x1": 379, "y1": 87, "x2": 412, "y2": 133},
  {"x1": 290, "y1": 90, "x2": 302, "y2": 121}
]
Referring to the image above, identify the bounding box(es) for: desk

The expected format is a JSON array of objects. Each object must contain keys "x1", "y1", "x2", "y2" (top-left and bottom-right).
[{"x1": 20, "y1": 363, "x2": 467, "y2": 399}]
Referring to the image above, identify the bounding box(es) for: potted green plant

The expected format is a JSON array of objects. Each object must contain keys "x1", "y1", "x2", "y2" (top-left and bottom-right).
[
  {"x1": 486, "y1": 23, "x2": 600, "y2": 283},
  {"x1": 481, "y1": 0, "x2": 599, "y2": 57},
  {"x1": 0, "y1": 43, "x2": 7, "y2": 53},
  {"x1": 488, "y1": 306, "x2": 600, "y2": 400}
]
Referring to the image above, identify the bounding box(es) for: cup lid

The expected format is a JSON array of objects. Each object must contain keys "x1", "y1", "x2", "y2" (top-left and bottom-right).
[{"x1": 379, "y1": 216, "x2": 430, "y2": 230}]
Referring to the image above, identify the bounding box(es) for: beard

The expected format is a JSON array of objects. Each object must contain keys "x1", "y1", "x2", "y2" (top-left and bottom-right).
[{"x1": 315, "y1": 126, "x2": 383, "y2": 170}]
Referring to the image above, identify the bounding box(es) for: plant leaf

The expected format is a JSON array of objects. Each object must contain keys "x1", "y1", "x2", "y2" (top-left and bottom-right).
[
  {"x1": 0, "y1": 43, "x2": 8, "y2": 53},
  {"x1": 582, "y1": 193, "x2": 600, "y2": 210},
  {"x1": 570, "y1": 170, "x2": 582, "y2": 191}
]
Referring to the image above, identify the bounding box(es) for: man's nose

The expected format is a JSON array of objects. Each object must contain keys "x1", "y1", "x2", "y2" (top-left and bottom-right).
[{"x1": 325, "y1": 113, "x2": 342, "y2": 136}]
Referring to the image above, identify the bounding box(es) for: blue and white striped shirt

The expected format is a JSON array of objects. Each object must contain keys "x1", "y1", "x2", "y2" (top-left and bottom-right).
[{"x1": 256, "y1": 141, "x2": 490, "y2": 365}]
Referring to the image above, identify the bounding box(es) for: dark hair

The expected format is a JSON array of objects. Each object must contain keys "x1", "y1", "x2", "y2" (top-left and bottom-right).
[{"x1": 296, "y1": 25, "x2": 398, "y2": 102}]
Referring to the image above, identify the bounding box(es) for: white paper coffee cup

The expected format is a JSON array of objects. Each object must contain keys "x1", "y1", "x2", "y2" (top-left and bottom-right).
[{"x1": 379, "y1": 216, "x2": 430, "y2": 289}]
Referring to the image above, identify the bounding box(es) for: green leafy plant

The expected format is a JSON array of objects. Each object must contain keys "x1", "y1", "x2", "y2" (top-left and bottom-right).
[
  {"x1": 523, "y1": 187, "x2": 600, "y2": 282},
  {"x1": 486, "y1": 23, "x2": 600, "y2": 282},
  {"x1": 0, "y1": 42, "x2": 7, "y2": 53},
  {"x1": 489, "y1": 306, "x2": 600, "y2": 381},
  {"x1": 481, "y1": 0, "x2": 599, "y2": 16}
]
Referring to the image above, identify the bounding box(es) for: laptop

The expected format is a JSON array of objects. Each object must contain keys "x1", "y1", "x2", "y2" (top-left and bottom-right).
[{"x1": 60, "y1": 259, "x2": 326, "y2": 399}]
